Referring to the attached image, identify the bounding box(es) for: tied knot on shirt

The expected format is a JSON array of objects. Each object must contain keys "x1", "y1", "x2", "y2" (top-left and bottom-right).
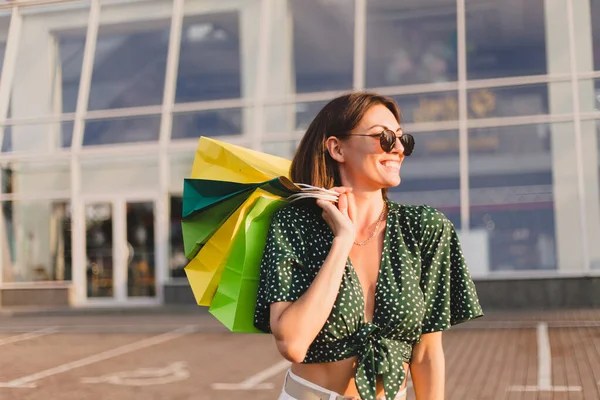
[{"x1": 353, "y1": 322, "x2": 408, "y2": 400}]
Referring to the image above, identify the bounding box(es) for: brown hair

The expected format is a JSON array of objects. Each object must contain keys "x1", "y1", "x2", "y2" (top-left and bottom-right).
[{"x1": 290, "y1": 91, "x2": 401, "y2": 192}]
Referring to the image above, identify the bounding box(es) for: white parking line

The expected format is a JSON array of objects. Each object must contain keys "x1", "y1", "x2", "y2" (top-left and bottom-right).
[
  {"x1": 212, "y1": 360, "x2": 291, "y2": 390},
  {"x1": 508, "y1": 322, "x2": 582, "y2": 392},
  {"x1": 0, "y1": 325, "x2": 197, "y2": 389},
  {"x1": 0, "y1": 328, "x2": 58, "y2": 347}
]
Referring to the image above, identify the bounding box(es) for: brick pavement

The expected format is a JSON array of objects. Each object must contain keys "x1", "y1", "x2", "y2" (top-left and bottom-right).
[{"x1": 0, "y1": 309, "x2": 598, "y2": 400}]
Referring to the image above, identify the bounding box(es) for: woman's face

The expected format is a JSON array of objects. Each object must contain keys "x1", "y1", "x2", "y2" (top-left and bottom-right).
[{"x1": 334, "y1": 104, "x2": 405, "y2": 191}]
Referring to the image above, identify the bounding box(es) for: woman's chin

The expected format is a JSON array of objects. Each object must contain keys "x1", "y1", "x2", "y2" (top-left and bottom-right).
[{"x1": 382, "y1": 176, "x2": 401, "y2": 188}]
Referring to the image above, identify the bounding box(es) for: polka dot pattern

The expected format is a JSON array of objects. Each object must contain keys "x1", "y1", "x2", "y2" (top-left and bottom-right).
[{"x1": 254, "y1": 200, "x2": 483, "y2": 400}]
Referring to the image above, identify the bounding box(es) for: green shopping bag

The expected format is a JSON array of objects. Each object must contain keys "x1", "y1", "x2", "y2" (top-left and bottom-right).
[
  {"x1": 182, "y1": 176, "x2": 299, "y2": 259},
  {"x1": 182, "y1": 192, "x2": 249, "y2": 259},
  {"x1": 208, "y1": 195, "x2": 286, "y2": 333}
]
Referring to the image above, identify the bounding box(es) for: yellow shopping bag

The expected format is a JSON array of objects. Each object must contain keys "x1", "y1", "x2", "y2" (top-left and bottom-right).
[
  {"x1": 184, "y1": 187, "x2": 283, "y2": 306},
  {"x1": 190, "y1": 137, "x2": 291, "y2": 182}
]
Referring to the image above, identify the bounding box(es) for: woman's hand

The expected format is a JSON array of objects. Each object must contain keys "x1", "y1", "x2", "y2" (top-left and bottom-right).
[{"x1": 316, "y1": 187, "x2": 355, "y2": 243}]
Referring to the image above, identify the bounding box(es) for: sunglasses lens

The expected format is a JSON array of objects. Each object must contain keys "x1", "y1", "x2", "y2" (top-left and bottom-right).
[
  {"x1": 380, "y1": 130, "x2": 396, "y2": 152},
  {"x1": 400, "y1": 134, "x2": 415, "y2": 156}
]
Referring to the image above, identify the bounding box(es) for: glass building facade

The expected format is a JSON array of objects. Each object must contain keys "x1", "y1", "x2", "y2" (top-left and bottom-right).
[{"x1": 0, "y1": 0, "x2": 599, "y2": 306}]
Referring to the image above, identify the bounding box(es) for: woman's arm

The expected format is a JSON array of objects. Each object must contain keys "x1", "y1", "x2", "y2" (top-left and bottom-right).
[
  {"x1": 270, "y1": 191, "x2": 355, "y2": 363},
  {"x1": 270, "y1": 236, "x2": 352, "y2": 362},
  {"x1": 410, "y1": 332, "x2": 445, "y2": 400}
]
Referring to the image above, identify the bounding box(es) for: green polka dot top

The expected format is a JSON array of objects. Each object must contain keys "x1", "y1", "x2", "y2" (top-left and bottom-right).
[{"x1": 254, "y1": 200, "x2": 483, "y2": 400}]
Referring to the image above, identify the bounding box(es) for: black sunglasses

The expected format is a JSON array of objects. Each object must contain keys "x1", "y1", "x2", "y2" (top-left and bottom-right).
[{"x1": 344, "y1": 129, "x2": 415, "y2": 155}]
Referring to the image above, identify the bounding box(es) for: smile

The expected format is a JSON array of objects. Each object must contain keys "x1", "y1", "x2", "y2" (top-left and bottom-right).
[{"x1": 381, "y1": 161, "x2": 401, "y2": 170}]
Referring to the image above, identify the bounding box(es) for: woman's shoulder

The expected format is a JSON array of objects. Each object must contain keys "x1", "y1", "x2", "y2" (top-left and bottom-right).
[
  {"x1": 272, "y1": 201, "x2": 322, "y2": 227},
  {"x1": 387, "y1": 201, "x2": 452, "y2": 232},
  {"x1": 387, "y1": 201, "x2": 444, "y2": 220}
]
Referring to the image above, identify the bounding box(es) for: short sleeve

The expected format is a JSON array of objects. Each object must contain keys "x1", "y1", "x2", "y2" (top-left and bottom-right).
[
  {"x1": 418, "y1": 206, "x2": 483, "y2": 334},
  {"x1": 254, "y1": 207, "x2": 309, "y2": 333}
]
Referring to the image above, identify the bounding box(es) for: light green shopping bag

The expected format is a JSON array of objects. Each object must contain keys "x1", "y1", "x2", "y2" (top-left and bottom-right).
[{"x1": 208, "y1": 195, "x2": 287, "y2": 333}]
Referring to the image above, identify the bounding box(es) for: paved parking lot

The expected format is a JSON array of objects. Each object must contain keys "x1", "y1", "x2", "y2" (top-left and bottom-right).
[{"x1": 0, "y1": 309, "x2": 599, "y2": 400}]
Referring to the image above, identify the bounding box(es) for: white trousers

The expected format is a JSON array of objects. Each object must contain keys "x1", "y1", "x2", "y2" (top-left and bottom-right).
[{"x1": 278, "y1": 369, "x2": 408, "y2": 400}]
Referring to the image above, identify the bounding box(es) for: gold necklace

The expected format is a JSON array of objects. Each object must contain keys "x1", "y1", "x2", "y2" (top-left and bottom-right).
[{"x1": 353, "y1": 203, "x2": 387, "y2": 246}]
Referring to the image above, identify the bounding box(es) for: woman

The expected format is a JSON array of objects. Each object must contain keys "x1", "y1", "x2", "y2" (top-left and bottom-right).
[{"x1": 254, "y1": 92, "x2": 483, "y2": 400}]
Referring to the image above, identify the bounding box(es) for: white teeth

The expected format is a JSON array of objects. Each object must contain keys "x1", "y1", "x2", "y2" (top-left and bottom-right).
[{"x1": 382, "y1": 161, "x2": 400, "y2": 168}]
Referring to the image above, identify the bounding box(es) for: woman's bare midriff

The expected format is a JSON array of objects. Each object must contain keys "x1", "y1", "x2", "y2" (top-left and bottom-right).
[{"x1": 290, "y1": 355, "x2": 409, "y2": 398}]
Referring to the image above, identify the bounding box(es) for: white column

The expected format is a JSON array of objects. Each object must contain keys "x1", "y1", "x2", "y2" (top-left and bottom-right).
[
  {"x1": 545, "y1": 0, "x2": 600, "y2": 272},
  {"x1": 256, "y1": 0, "x2": 295, "y2": 157}
]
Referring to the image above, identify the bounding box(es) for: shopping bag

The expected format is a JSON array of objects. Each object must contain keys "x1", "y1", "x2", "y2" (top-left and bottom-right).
[
  {"x1": 209, "y1": 195, "x2": 286, "y2": 333},
  {"x1": 184, "y1": 188, "x2": 283, "y2": 306},
  {"x1": 182, "y1": 176, "x2": 303, "y2": 259},
  {"x1": 182, "y1": 191, "x2": 249, "y2": 259},
  {"x1": 190, "y1": 136, "x2": 291, "y2": 182}
]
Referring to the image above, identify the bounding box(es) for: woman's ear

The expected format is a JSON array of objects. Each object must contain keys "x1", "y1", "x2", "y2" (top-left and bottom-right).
[{"x1": 325, "y1": 136, "x2": 345, "y2": 163}]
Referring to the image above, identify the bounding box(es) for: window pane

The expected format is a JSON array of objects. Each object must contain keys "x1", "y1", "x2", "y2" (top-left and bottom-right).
[
  {"x1": 466, "y1": 0, "x2": 547, "y2": 79},
  {"x1": 171, "y1": 108, "x2": 242, "y2": 140},
  {"x1": 263, "y1": 101, "x2": 328, "y2": 141},
  {"x1": 88, "y1": 14, "x2": 171, "y2": 110},
  {"x1": 83, "y1": 115, "x2": 160, "y2": 146},
  {"x1": 86, "y1": 203, "x2": 113, "y2": 297},
  {"x1": 127, "y1": 201, "x2": 156, "y2": 297},
  {"x1": 81, "y1": 155, "x2": 158, "y2": 195},
  {"x1": 56, "y1": 35, "x2": 86, "y2": 114},
  {"x1": 261, "y1": 140, "x2": 298, "y2": 161},
  {"x1": 0, "y1": 14, "x2": 8, "y2": 77},
  {"x1": 4, "y1": 160, "x2": 71, "y2": 195},
  {"x1": 392, "y1": 92, "x2": 458, "y2": 124},
  {"x1": 591, "y1": 119, "x2": 600, "y2": 270},
  {"x1": 578, "y1": 79, "x2": 600, "y2": 113},
  {"x1": 1, "y1": 200, "x2": 72, "y2": 283},
  {"x1": 469, "y1": 123, "x2": 563, "y2": 272},
  {"x1": 366, "y1": 0, "x2": 457, "y2": 87},
  {"x1": 593, "y1": 0, "x2": 600, "y2": 70},
  {"x1": 391, "y1": 130, "x2": 461, "y2": 228},
  {"x1": 291, "y1": 0, "x2": 354, "y2": 92},
  {"x1": 170, "y1": 151, "x2": 195, "y2": 193},
  {"x1": 176, "y1": 11, "x2": 241, "y2": 103},
  {"x1": 1, "y1": 122, "x2": 74, "y2": 153},
  {"x1": 467, "y1": 84, "x2": 568, "y2": 119},
  {"x1": 169, "y1": 196, "x2": 186, "y2": 278},
  {"x1": 10, "y1": 6, "x2": 89, "y2": 120}
]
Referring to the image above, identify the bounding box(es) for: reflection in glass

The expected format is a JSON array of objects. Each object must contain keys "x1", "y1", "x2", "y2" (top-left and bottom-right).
[
  {"x1": 294, "y1": 101, "x2": 328, "y2": 131},
  {"x1": 86, "y1": 203, "x2": 113, "y2": 298},
  {"x1": 88, "y1": 22, "x2": 170, "y2": 110},
  {"x1": 56, "y1": 35, "x2": 85, "y2": 114},
  {"x1": 466, "y1": 0, "x2": 547, "y2": 79},
  {"x1": 169, "y1": 196, "x2": 186, "y2": 278},
  {"x1": 469, "y1": 124, "x2": 551, "y2": 156},
  {"x1": 176, "y1": 12, "x2": 241, "y2": 103},
  {"x1": 466, "y1": 84, "x2": 560, "y2": 119},
  {"x1": 578, "y1": 79, "x2": 600, "y2": 113},
  {"x1": 261, "y1": 141, "x2": 298, "y2": 161},
  {"x1": 83, "y1": 115, "x2": 160, "y2": 146},
  {"x1": 393, "y1": 92, "x2": 458, "y2": 124},
  {"x1": 171, "y1": 108, "x2": 242, "y2": 140},
  {"x1": 0, "y1": 42, "x2": 5, "y2": 78},
  {"x1": 366, "y1": 0, "x2": 457, "y2": 87},
  {"x1": 592, "y1": 0, "x2": 600, "y2": 70},
  {"x1": 469, "y1": 124, "x2": 557, "y2": 271},
  {"x1": 1, "y1": 200, "x2": 72, "y2": 283},
  {"x1": 291, "y1": 0, "x2": 354, "y2": 92},
  {"x1": 2, "y1": 122, "x2": 75, "y2": 152},
  {"x1": 127, "y1": 202, "x2": 156, "y2": 297},
  {"x1": 0, "y1": 15, "x2": 9, "y2": 98},
  {"x1": 263, "y1": 101, "x2": 329, "y2": 140},
  {"x1": 393, "y1": 130, "x2": 461, "y2": 228}
]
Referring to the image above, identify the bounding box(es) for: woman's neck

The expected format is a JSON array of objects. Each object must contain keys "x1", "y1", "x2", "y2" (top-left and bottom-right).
[{"x1": 348, "y1": 189, "x2": 386, "y2": 231}]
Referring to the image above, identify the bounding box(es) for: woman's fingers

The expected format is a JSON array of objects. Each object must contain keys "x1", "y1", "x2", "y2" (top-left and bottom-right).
[
  {"x1": 330, "y1": 186, "x2": 353, "y2": 195},
  {"x1": 338, "y1": 193, "x2": 348, "y2": 216}
]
